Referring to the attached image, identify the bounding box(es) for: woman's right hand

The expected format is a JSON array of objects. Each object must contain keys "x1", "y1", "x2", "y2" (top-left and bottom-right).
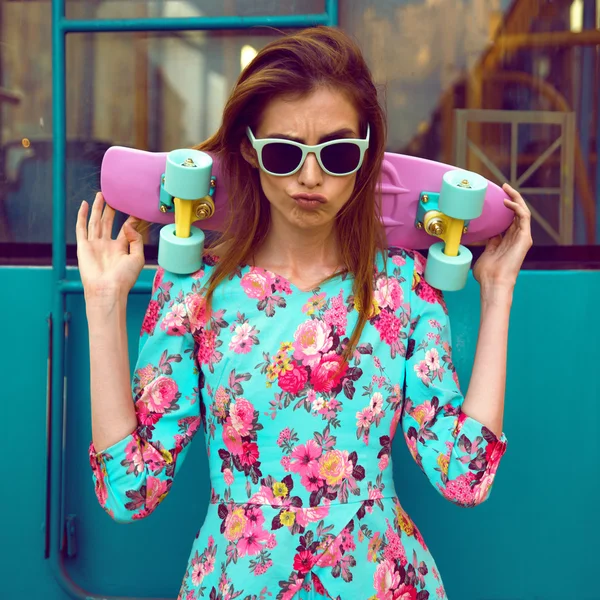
[{"x1": 76, "y1": 192, "x2": 145, "y2": 303}]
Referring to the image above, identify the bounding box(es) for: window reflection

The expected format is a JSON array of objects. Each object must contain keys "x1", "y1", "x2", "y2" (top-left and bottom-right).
[{"x1": 1, "y1": 0, "x2": 598, "y2": 258}]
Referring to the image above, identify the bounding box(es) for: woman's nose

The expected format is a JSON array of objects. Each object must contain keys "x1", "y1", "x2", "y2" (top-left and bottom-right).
[{"x1": 297, "y1": 152, "x2": 324, "y2": 187}]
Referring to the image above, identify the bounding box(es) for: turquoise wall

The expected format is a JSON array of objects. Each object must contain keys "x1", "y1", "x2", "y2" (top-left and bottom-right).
[{"x1": 2, "y1": 266, "x2": 599, "y2": 600}]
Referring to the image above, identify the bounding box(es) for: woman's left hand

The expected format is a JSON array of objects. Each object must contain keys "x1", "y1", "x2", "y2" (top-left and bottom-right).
[{"x1": 472, "y1": 183, "x2": 533, "y2": 290}]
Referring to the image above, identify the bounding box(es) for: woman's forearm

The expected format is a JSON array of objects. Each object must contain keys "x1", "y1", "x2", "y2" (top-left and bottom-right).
[
  {"x1": 86, "y1": 294, "x2": 138, "y2": 453},
  {"x1": 461, "y1": 284, "x2": 513, "y2": 438}
]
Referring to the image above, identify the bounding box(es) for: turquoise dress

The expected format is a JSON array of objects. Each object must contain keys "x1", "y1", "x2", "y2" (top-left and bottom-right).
[{"x1": 89, "y1": 247, "x2": 507, "y2": 600}]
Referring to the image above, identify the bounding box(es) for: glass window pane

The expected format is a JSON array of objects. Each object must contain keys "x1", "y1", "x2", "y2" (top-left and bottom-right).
[{"x1": 66, "y1": 0, "x2": 326, "y2": 21}]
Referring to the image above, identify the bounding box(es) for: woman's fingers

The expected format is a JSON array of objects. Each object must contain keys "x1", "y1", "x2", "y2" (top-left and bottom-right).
[
  {"x1": 87, "y1": 192, "x2": 104, "y2": 240},
  {"x1": 75, "y1": 200, "x2": 89, "y2": 244},
  {"x1": 101, "y1": 201, "x2": 117, "y2": 239}
]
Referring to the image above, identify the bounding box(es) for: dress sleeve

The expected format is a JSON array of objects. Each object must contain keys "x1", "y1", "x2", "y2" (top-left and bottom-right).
[
  {"x1": 88, "y1": 267, "x2": 203, "y2": 523},
  {"x1": 401, "y1": 252, "x2": 507, "y2": 507}
]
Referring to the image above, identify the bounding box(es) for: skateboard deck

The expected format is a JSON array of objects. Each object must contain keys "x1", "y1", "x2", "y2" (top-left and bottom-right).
[{"x1": 100, "y1": 147, "x2": 514, "y2": 249}]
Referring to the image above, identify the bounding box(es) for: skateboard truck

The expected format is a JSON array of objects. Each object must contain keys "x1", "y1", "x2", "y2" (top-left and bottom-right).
[
  {"x1": 157, "y1": 149, "x2": 216, "y2": 274},
  {"x1": 415, "y1": 170, "x2": 487, "y2": 291}
]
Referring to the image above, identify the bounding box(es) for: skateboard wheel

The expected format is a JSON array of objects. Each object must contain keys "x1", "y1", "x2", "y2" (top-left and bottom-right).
[
  {"x1": 424, "y1": 241, "x2": 473, "y2": 291},
  {"x1": 164, "y1": 149, "x2": 213, "y2": 200},
  {"x1": 439, "y1": 169, "x2": 487, "y2": 221},
  {"x1": 158, "y1": 223, "x2": 205, "y2": 274}
]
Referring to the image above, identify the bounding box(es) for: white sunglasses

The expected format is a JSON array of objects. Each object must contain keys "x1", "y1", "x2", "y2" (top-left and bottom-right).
[{"x1": 246, "y1": 125, "x2": 370, "y2": 177}]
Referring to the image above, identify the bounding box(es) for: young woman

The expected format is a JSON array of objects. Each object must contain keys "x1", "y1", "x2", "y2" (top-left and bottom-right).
[{"x1": 77, "y1": 26, "x2": 531, "y2": 600}]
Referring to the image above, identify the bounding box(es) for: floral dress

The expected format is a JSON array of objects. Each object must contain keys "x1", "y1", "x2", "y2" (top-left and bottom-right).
[{"x1": 89, "y1": 247, "x2": 507, "y2": 600}]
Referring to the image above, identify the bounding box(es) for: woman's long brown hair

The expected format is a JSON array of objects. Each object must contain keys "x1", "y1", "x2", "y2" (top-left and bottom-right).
[{"x1": 196, "y1": 26, "x2": 387, "y2": 359}]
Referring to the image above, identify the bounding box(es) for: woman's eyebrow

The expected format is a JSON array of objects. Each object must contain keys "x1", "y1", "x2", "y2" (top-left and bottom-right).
[{"x1": 264, "y1": 128, "x2": 358, "y2": 143}]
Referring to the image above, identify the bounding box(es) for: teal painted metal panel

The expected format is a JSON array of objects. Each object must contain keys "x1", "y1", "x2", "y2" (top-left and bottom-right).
[{"x1": 5, "y1": 266, "x2": 598, "y2": 599}]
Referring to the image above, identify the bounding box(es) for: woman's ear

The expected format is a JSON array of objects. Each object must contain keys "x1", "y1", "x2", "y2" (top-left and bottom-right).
[{"x1": 240, "y1": 138, "x2": 259, "y2": 168}]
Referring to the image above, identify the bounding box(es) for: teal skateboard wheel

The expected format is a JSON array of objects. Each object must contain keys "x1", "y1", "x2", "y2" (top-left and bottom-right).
[
  {"x1": 158, "y1": 223, "x2": 205, "y2": 274},
  {"x1": 424, "y1": 242, "x2": 473, "y2": 291},
  {"x1": 439, "y1": 170, "x2": 487, "y2": 221},
  {"x1": 164, "y1": 149, "x2": 213, "y2": 200}
]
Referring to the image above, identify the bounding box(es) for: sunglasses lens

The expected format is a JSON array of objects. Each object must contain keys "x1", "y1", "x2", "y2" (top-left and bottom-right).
[
  {"x1": 321, "y1": 142, "x2": 361, "y2": 174},
  {"x1": 261, "y1": 143, "x2": 303, "y2": 175}
]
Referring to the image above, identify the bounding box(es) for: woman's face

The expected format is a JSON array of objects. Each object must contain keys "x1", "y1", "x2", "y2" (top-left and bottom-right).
[{"x1": 247, "y1": 87, "x2": 362, "y2": 233}]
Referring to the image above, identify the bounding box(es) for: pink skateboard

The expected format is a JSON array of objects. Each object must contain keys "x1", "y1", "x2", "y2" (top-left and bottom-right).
[{"x1": 101, "y1": 147, "x2": 513, "y2": 290}]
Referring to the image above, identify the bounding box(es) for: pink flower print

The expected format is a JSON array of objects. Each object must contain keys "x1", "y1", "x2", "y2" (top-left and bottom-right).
[
  {"x1": 339, "y1": 527, "x2": 356, "y2": 552},
  {"x1": 278, "y1": 362, "x2": 309, "y2": 395},
  {"x1": 374, "y1": 309, "x2": 402, "y2": 346},
  {"x1": 310, "y1": 351, "x2": 348, "y2": 393},
  {"x1": 224, "y1": 508, "x2": 247, "y2": 541},
  {"x1": 186, "y1": 293, "x2": 207, "y2": 333},
  {"x1": 370, "y1": 392, "x2": 384, "y2": 414},
  {"x1": 274, "y1": 278, "x2": 292, "y2": 294},
  {"x1": 152, "y1": 267, "x2": 164, "y2": 294},
  {"x1": 439, "y1": 472, "x2": 477, "y2": 505},
  {"x1": 245, "y1": 505, "x2": 265, "y2": 530},
  {"x1": 190, "y1": 266, "x2": 205, "y2": 280},
  {"x1": 316, "y1": 536, "x2": 342, "y2": 568},
  {"x1": 223, "y1": 468, "x2": 234, "y2": 486},
  {"x1": 379, "y1": 453, "x2": 389, "y2": 471},
  {"x1": 229, "y1": 323, "x2": 256, "y2": 354},
  {"x1": 136, "y1": 363, "x2": 156, "y2": 389},
  {"x1": 302, "y1": 292, "x2": 327, "y2": 315},
  {"x1": 436, "y1": 585, "x2": 446, "y2": 599},
  {"x1": 222, "y1": 420, "x2": 244, "y2": 455},
  {"x1": 160, "y1": 302, "x2": 186, "y2": 335},
  {"x1": 266, "y1": 533, "x2": 277, "y2": 549},
  {"x1": 280, "y1": 456, "x2": 291, "y2": 471},
  {"x1": 277, "y1": 428, "x2": 292, "y2": 445},
  {"x1": 373, "y1": 356, "x2": 381, "y2": 369},
  {"x1": 141, "y1": 300, "x2": 160, "y2": 335},
  {"x1": 292, "y1": 320, "x2": 333, "y2": 368},
  {"x1": 414, "y1": 361, "x2": 430, "y2": 384},
  {"x1": 384, "y1": 523, "x2": 407, "y2": 566},
  {"x1": 392, "y1": 254, "x2": 406, "y2": 267},
  {"x1": 318, "y1": 449, "x2": 353, "y2": 486},
  {"x1": 300, "y1": 462, "x2": 324, "y2": 492},
  {"x1": 239, "y1": 442, "x2": 259, "y2": 467},
  {"x1": 411, "y1": 401, "x2": 436, "y2": 427},
  {"x1": 142, "y1": 376, "x2": 179, "y2": 413},
  {"x1": 369, "y1": 486, "x2": 383, "y2": 501},
  {"x1": 425, "y1": 348, "x2": 440, "y2": 370},
  {"x1": 356, "y1": 407, "x2": 374, "y2": 429},
  {"x1": 124, "y1": 438, "x2": 144, "y2": 476},
  {"x1": 191, "y1": 559, "x2": 205, "y2": 586},
  {"x1": 145, "y1": 476, "x2": 169, "y2": 511},
  {"x1": 213, "y1": 386, "x2": 229, "y2": 419},
  {"x1": 290, "y1": 439, "x2": 322, "y2": 476},
  {"x1": 294, "y1": 503, "x2": 330, "y2": 528},
  {"x1": 312, "y1": 396, "x2": 325, "y2": 412},
  {"x1": 373, "y1": 559, "x2": 401, "y2": 599},
  {"x1": 374, "y1": 276, "x2": 403, "y2": 310},
  {"x1": 392, "y1": 584, "x2": 418, "y2": 600},
  {"x1": 323, "y1": 291, "x2": 348, "y2": 336},
  {"x1": 196, "y1": 329, "x2": 217, "y2": 365},
  {"x1": 293, "y1": 549, "x2": 316, "y2": 574},
  {"x1": 241, "y1": 268, "x2": 274, "y2": 300},
  {"x1": 416, "y1": 278, "x2": 441, "y2": 304},
  {"x1": 238, "y1": 527, "x2": 270, "y2": 557},
  {"x1": 229, "y1": 398, "x2": 255, "y2": 435}
]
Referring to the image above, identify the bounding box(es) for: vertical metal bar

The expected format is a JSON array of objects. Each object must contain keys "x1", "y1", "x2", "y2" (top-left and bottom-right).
[
  {"x1": 510, "y1": 121, "x2": 518, "y2": 184},
  {"x1": 325, "y1": 0, "x2": 339, "y2": 26},
  {"x1": 50, "y1": 0, "x2": 66, "y2": 566},
  {"x1": 575, "y1": 0, "x2": 595, "y2": 244},
  {"x1": 564, "y1": 113, "x2": 576, "y2": 245}
]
